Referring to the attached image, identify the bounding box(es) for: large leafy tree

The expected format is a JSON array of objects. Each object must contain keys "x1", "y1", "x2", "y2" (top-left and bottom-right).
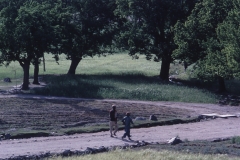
[
  {"x1": 173, "y1": 0, "x2": 234, "y2": 92},
  {"x1": 0, "y1": 0, "x2": 31, "y2": 90},
  {"x1": 15, "y1": 1, "x2": 63, "y2": 85},
  {"x1": 57, "y1": 0, "x2": 119, "y2": 75},
  {"x1": 114, "y1": 0, "x2": 197, "y2": 80},
  {"x1": 0, "y1": 0, "x2": 26, "y2": 65},
  {"x1": 0, "y1": 0, "x2": 66, "y2": 89},
  {"x1": 217, "y1": 0, "x2": 240, "y2": 78}
]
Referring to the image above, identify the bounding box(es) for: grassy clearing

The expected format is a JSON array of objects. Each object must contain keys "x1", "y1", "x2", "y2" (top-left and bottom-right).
[
  {"x1": 0, "y1": 53, "x2": 160, "y2": 79},
  {"x1": 48, "y1": 149, "x2": 239, "y2": 160},
  {"x1": 33, "y1": 74, "x2": 217, "y2": 103},
  {"x1": 0, "y1": 53, "x2": 238, "y2": 103}
]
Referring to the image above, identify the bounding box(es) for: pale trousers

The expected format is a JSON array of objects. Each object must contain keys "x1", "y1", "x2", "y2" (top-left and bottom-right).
[{"x1": 109, "y1": 121, "x2": 118, "y2": 135}]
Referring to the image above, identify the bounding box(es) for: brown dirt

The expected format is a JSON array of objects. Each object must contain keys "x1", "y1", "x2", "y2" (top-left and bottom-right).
[{"x1": 0, "y1": 94, "x2": 240, "y2": 159}]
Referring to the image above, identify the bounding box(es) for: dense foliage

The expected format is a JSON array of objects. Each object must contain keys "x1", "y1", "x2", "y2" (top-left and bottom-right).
[
  {"x1": 0, "y1": 0, "x2": 239, "y2": 92},
  {"x1": 0, "y1": 0, "x2": 65, "y2": 89},
  {"x1": 173, "y1": 0, "x2": 240, "y2": 91},
  {"x1": 217, "y1": 0, "x2": 240, "y2": 78},
  {"x1": 58, "y1": 0, "x2": 119, "y2": 75},
  {"x1": 114, "y1": 0, "x2": 197, "y2": 80}
]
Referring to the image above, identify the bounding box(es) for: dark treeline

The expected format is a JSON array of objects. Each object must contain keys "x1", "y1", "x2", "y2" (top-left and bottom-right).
[{"x1": 0, "y1": 0, "x2": 239, "y2": 92}]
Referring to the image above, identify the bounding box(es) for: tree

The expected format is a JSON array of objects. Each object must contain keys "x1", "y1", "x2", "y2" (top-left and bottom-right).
[
  {"x1": 57, "y1": 0, "x2": 119, "y2": 75},
  {"x1": 0, "y1": 0, "x2": 29, "y2": 89},
  {"x1": 16, "y1": 1, "x2": 60, "y2": 84},
  {"x1": 173, "y1": 0, "x2": 234, "y2": 92},
  {"x1": 0, "y1": 0, "x2": 66, "y2": 89},
  {"x1": 217, "y1": 0, "x2": 240, "y2": 78},
  {"x1": 114, "y1": 0, "x2": 198, "y2": 80}
]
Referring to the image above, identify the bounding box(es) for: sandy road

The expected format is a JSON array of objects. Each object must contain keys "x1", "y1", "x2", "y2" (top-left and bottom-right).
[{"x1": 0, "y1": 117, "x2": 239, "y2": 159}]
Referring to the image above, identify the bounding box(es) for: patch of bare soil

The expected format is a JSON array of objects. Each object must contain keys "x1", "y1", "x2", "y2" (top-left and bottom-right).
[
  {"x1": 0, "y1": 95, "x2": 197, "y2": 135},
  {"x1": 0, "y1": 94, "x2": 239, "y2": 159}
]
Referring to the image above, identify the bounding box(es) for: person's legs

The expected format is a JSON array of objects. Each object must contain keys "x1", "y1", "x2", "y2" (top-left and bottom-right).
[
  {"x1": 122, "y1": 127, "x2": 127, "y2": 139},
  {"x1": 122, "y1": 132, "x2": 126, "y2": 138},
  {"x1": 127, "y1": 129, "x2": 130, "y2": 137},
  {"x1": 113, "y1": 123, "x2": 118, "y2": 135},
  {"x1": 126, "y1": 128, "x2": 131, "y2": 139},
  {"x1": 109, "y1": 121, "x2": 114, "y2": 137}
]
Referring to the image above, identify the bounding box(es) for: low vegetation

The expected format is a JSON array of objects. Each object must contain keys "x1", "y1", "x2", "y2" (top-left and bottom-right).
[
  {"x1": 46, "y1": 137, "x2": 240, "y2": 160},
  {"x1": 32, "y1": 73, "x2": 217, "y2": 103}
]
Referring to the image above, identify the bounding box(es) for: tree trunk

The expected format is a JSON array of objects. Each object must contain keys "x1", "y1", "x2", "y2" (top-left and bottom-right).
[
  {"x1": 67, "y1": 56, "x2": 82, "y2": 75},
  {"x1": 20, "y1": 61, "x2": 30, "y2": 90},
  {"x1": 217, "y1": 76, "x2": 226, "y2": 93},
  {"x1": 33, "y1": 58, "x2": 40, "y2": 85},
  {"x1": 159, "y1": 56, "x2": 171, "y2": 81}
]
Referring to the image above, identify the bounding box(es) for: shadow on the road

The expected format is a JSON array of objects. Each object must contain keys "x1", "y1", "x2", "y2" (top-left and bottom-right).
[{"x1": 112, "y1": 136, "x2": 137, "y2": 143}]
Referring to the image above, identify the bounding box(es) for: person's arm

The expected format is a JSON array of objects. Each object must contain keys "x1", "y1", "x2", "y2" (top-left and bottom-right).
[
  {"x1": 130, "y1": 119, "x2": 134, "y2": 125},
  {"x1": 122, "y1": 117, "x2": 126, "y2": 125}
]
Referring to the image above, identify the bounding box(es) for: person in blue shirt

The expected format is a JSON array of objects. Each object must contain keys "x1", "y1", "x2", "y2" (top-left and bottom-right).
[{"x1": 122, "y1": 112, "x2": 134, "y2": 140}]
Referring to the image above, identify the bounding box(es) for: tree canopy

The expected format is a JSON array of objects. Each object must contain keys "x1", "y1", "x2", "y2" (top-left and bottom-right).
[
  {"x1": 173, "y1": 0, "x2": 234, "y2": 92},
  {"x1": 217, "y1": 0, "x2": 240, "y2": 78},
  {"x1": 114, "y1": 0, "x2": 198, "y2": 80},
  {"x1": 0, "y1": 0, "x2": 120, "y2": 89},
  {"x1": 0, "y1": 0, "x2": 67, "y2": 89},
  {"x1": 0, "y1": 0, "x2": 239, "y2": 92},
  {"x1": 57, "y1": 0, "x2": 119, "y2": 75}
]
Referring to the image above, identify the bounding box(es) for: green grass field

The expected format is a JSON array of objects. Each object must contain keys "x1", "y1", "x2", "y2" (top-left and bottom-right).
[
  {"x1": 1, "y1": 53, "x2": 238, "y2": 103},
  {"x1": 0, "y1": 53, "x2": 160, "y2": 79}
]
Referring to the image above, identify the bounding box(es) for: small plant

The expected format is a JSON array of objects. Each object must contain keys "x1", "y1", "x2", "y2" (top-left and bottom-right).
[
  {"x1": 231, "y1": 136, "x2": 240, "y2": 144},
  {"x1": 213, "y1": 147, "x2": 229, "y2": 155}
]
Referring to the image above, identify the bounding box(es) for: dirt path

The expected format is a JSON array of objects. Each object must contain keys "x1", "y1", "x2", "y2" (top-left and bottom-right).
[
  {"x1": 0, "y1": 114, "x2": 240, "y2": 159},
  {"x1": 0, "y1": 94, "x2": 240, "y2": 159}
]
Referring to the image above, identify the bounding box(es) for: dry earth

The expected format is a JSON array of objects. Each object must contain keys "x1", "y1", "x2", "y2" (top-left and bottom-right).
[
  {"x1": 1, "y1": 118, "x2": 240, "y2": 159},
  {"x1": 0, "y1": 93, "x2": 240, "y2": 159}
]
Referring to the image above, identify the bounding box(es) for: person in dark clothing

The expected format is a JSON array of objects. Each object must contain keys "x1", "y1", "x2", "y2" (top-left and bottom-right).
[
  {"x1": 109, "y1": 105, "x2": 118, "y2": 137},
  {"x1": 122, "y1": 112, "x2": 134, "y2": 140}
]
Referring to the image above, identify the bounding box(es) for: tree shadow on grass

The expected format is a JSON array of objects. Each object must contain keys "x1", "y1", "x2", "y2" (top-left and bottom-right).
[
  {"x1": 32, "y1": 73, "x2": 225, "y2": 100},
  {"x1": 33, "y1": 73, "x2": 167, "y2": 98}
]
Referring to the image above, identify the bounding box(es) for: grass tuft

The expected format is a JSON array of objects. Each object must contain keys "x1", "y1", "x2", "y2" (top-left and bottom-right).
[{"x1": 231, "y1": 136, "x2": 240, "y2": 144}]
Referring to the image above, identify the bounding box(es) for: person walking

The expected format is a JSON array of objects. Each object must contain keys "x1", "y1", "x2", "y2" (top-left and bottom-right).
[
  {"x1": 122, "y1": 112, "x2": 134, "y2": 140},
  {"x1": 109, "y1": 105, "x2": 118, "y2": 137}
]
